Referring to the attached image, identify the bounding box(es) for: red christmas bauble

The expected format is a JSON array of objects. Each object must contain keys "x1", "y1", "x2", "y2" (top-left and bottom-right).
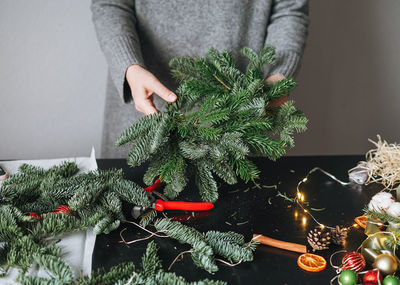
[
  {"x1": 341, "y1": 251, "x2": 366, "y2": 273},
  {"x1": 363, "y1": 270, "x2": 382, "y2": 285},
  {"x1": 54, "y1": 205, "x2": 73, "y2": 216},
  {"x1": 29, "y1": 212, "x2": 40, "y2": 220}
]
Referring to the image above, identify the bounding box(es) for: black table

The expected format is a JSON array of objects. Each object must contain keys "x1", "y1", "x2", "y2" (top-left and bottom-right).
[{"x1": 93, "y1": 156, "x2": 380, "y2": 284}]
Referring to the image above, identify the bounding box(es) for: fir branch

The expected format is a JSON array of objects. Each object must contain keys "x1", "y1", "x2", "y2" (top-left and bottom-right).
[
  {"x1": 116, "y1": 46, "x2": 307, "y2": 202},
  {"x1": 77, "y1": 262, "x2": 135, "y2": 285},
  {"x1": 364, "y1": 208, "x2": 400, "y2": 224},
  {"x1": 169, "y1": 56, "x2": 199, "y2": 82},
  {"x1": 159, "y1": 151, "x2": 186, "y2": 184},
  {"x1": 143, "y1": 155, "x2": 167, "y2": 185},
  {"x1": 30, "y1": 214, "x2": 90, "y2": 238},
  {"x1": 205, "y1": 231, "x2": 245, "y2": 245},
  {"x1": 154, "y1": 218, "x2": 204, "y2": 246},
  {"x1": 191, "y1": 241, "x2": 218, "y2": 273},
  {"x1": 115, "y1": 113, "x2": 162, "y2": 146},
  {"x1": 179, "y1": 141, "x2": 209, "y2": 160},
  {"x1": 233, "y1": 159, "x2": 260, "y2": 183},
  {"x1": 205, "y1": 237, "x2": 254, "y2": 263},
  {"x1": 126, "y1": 136, "x2": 152, "y2": 167},
  {"x1": 149, "y1": 113, "x2": 171, "y2": 154},
  {"x1": 196, "y1": 163, "x2": 219, "y2": 203},
  {"x1": 141, "y1": 241, "x2": 162, "y2": 278},
  {"x1": 211, "y1": 160, "x2": 237, "y2": 185},
  {"x1": 265, "y1": 78, "x2": 297, "y2": 101},
  {"x1": 163, "y1": 169, "x2": 188, "y2": 199},
  {"x1": 139, "y1": 210, "x2": 157, "y2": 228},
  {"x1": 93, "y1": 216, "x2": 120, "y2": 235},
  {"x1": 204, "y1": 231, "x2": 257, "y2": 263},
  {"x1": 33, "y1": 253, "x2": 74, "y2": 283},
  {"x1": 110, "y1": 179, "x2": 151, "y2": 208},
  {"x1": 245, "y1": 134, "x2": 286, "y2": 161},
  {"x1": 0, "y1": 162, "x2": 235, "y2": 284},
  {"x1": 154, "y1": 219, "x2": 255, "y2": 274}
]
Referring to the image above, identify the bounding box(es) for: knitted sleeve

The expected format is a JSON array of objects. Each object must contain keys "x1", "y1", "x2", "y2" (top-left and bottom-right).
[
  {"x1": 91, "y1": 0, "x2": 144, "y2": 103},
  {"x1": 265, "y1": 0, "x2": 309, "y2": 78}
]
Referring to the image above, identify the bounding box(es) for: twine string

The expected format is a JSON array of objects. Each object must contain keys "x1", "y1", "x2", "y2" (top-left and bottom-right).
[
  {"x1": 124, "y1": 271, "x2": 138, "y2": 285},
  {"x1": 168, "y1": 251, "x2": 244, "y2": 270},
  {"x1": 329, "y1": 250, "x2": 347, "y2": 270},
  {"x1": 215, "y1": 258, "x2": 243, "y2": 267},
  {"x1": 168, "y1": 250, "x2": 193, "y2": 270},
  {"x1": 118, "y1": 220, "x2": 169, "y2": 245}
]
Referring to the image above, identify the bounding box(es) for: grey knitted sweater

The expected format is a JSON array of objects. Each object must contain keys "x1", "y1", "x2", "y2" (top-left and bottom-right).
[{"x1": 91, "y1": 0, "x2": 309, "y2": 158}]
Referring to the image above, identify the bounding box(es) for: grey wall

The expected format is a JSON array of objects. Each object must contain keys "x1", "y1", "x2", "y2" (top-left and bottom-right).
[
  {"x1": 0, "y1": 0, "x2": 107, "y2": 159},
  {"x1": 0, "y1": 0, "x2": 399, "y2": 159},
  {"x1": 289, "y1": 0, "x2": 400, "y2": 156}
]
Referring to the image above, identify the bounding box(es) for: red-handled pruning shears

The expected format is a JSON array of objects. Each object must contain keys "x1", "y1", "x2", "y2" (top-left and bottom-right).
[{"x1": 131, "y1": 178, "x2": 214, "y2": 219}]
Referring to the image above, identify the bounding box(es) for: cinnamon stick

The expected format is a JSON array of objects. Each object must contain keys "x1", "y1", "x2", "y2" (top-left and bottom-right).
[{"x1": 253, "y1": 234, "x2": 307, "y2": 254}]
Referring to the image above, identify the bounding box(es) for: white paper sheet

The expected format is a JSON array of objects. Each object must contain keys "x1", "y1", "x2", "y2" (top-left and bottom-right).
[{"x1": 0, "y1": 148, "x2": 98, "y2": 284}]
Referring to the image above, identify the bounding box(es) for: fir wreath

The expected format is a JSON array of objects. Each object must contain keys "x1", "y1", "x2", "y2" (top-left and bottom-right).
[{"x1": 116, "y1": 46, "x2": 307, "y2": 202}]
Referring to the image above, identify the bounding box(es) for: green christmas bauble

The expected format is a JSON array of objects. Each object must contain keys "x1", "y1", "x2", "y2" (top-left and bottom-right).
[
  {"x1": 339, "y1": 270, "x2": 357, "y2": 285},
  {"x1": 383, "y1": 275, "x2": 400, "y2": 285}
]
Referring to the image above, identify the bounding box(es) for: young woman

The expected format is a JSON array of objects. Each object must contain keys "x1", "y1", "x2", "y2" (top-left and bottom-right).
[{"x1": 91, "y1": 0, "x2": 309, "y2": 158}]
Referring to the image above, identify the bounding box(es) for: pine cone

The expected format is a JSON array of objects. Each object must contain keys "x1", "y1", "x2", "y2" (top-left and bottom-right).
[
  {"x1": 307, "y1": 227, "x2": 331, "y2": 251},
  {"x1": 330, "y1": 226, "x2": 348, "y2": 247}
]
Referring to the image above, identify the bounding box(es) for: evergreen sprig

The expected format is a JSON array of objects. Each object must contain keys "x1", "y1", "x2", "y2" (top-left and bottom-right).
[
  {"x1": 19, "y1": 241, "x2": 225, "y2": 285},
  {"x1": 0, "y1": 162, "x2": 151, "y2": 283},
  {"x1": 363, "y1": 208, "x2": 400, "y2": 249},
  {"x1": 117, "y1": 46, "x2": 307, "y2": 202},
  {"x1": 0, "y1": 161, "x2": 251, "y2": 283},
  {"x1": 204, "y1": 231, "x2": 257, "y2": 263},
  {"x1": 364, "y1": 207, "x2": 400, "y2": 224},
  {"x1": 126, "y1": 241, "x2": 226, "y2": 285},
  {"x1": 154, "y1": 218, "x2": 256, "y2": 273}
]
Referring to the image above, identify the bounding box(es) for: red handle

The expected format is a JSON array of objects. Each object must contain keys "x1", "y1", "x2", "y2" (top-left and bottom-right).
[
  {"x1": 144, "y1": 178, "x2": 162, "y2": 193},
  {"x1": 154, "y1": 199, "x2": 214, "y2": 212}
]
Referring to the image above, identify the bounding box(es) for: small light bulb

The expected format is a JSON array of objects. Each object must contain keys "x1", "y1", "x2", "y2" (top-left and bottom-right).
[
  {"x1": 302, "y1": 217, "x2": 307, "y2": 225},
  {"x1": 297, "y1": 192, "x2": 301, "y2": 199},
  {"x1": 353, "y1": 223, "x2": 358, "y2": 228},
  {"x1": 294, "y1": 211, "x2": 298, "y2": 219},
  {"x1": 320, "y1": 224, "x2": 325, "y2": 229},
  {"x1": 304, "y1": 209, "x2": 308, "y2": 213},
  {"x1": 302, "y1": 178, "x2": 308, "y2": 183},
  {"x1": 300, "y1": 194, "x2": 305, "y2": 202}
]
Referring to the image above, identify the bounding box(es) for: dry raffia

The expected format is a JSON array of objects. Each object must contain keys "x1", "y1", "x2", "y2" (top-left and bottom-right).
[{"x1": 363, "y1": 135, "x2": 400, "y2": 189}]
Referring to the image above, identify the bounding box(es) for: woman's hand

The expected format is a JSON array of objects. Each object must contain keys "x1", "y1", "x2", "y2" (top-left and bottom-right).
[
  {"x1": 126, "y1": 64, "x2": 177, "y2": 115},
  {"x1": 265, "y1": 74, "x2": 287, "y2": 107}
]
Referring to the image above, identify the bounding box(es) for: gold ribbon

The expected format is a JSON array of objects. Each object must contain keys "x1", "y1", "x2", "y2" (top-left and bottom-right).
[{"x1": 360, "y1": 231, "x2": 399, "y2": 264}]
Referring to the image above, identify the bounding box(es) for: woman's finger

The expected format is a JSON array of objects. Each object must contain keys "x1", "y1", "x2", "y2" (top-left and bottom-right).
[{"x1": 150, "y1": 77, "x2": 177, "y2": 103}]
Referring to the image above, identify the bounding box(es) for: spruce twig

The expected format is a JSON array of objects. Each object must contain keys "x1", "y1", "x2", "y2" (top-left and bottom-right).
[
  {"x1": 364, "y1": 208, "x2": 400, "y2": 224},
  {"x1": 117, "y1": 46, "x2": 307, "y2": 203}
]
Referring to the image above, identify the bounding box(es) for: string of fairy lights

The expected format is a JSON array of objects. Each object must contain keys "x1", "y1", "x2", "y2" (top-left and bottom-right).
[{"x1": 294, "y1": 167, "x2": 360, "y2": 231}]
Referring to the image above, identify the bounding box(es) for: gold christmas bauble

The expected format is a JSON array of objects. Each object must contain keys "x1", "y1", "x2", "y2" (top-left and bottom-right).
[{"x1": 373, "y1": 254, "x2": 398, "y2": 275}]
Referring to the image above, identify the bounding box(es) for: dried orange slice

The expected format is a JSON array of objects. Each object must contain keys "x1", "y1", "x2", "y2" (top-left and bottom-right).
[
  {"x1": 297, "y1": 253, "x2": 327, "y2": 272},
  {"x1": 354, "y1": 216, "x2": 368, "y2": 229},
  {"x1": 354, "y1": 216, "x2": 383, "y2": 229}
]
